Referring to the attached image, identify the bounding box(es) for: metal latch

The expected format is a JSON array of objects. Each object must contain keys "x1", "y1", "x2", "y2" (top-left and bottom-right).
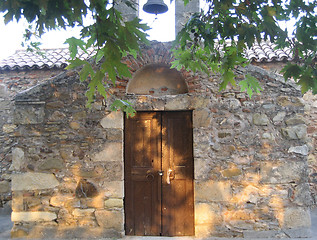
[{"x1": 167, "y1": 169, "x2": 173, "y2": 184}]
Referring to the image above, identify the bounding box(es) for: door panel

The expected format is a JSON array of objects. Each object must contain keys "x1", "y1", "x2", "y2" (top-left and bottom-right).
[
  {"x1": 124, "y1": 111, "x2": 194, "y2": 236},
  {"x1": 161, "y1": 112, "x2": 194, "y2": 236},
  {"x1": 125, "y1": 112, "x2": 161, "y2": 236}
]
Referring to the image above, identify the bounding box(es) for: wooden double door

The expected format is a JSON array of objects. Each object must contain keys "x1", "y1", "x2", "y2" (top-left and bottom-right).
[{"x1": 124, "y1": 111, "x2": 194, "y2": 236}]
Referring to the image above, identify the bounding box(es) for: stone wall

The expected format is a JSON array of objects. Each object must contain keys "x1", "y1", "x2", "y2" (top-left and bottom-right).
[
  {"x1": 10, "y1": 71, "x2": 125, "y2": 238},
  {"x1": 254, "y1": 62, "x2": 317, "y2": 207},
  {"x1": 303, "y1": 92, "x2": 317, "y2": 206},
  {"x1": 0, "y1": 69, "x2": 64, "y2": 211},
  {"x1": 7, "y1": 43, "x2": 313, "y2": 238}
]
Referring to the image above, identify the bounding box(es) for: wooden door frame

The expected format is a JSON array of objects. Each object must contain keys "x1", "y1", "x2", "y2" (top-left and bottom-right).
[{"x1": 123, "y1": 110, "x2": 194, "y2": 236}]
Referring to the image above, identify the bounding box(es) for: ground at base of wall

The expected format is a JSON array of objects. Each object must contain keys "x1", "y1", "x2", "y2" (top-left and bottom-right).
[{"x1": 0, "y1": 208, "x2": 316, "y2": 240}]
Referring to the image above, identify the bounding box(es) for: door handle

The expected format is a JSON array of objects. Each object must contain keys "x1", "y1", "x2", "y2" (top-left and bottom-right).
[
  {"x1": 167, "y1": 169, "x2": 173, "y2": 184},
  {"x1": 146, "y1": 173, "x2": 154, "y2": 181}
]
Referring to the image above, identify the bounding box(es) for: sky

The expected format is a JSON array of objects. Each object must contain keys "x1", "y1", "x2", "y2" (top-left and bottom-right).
[
  {"x1": 0, "y1": 0, "x2": 175, "y2": 61},
  {"x1": 0, "y1": 0, "x2": 300, "y2": 62}
]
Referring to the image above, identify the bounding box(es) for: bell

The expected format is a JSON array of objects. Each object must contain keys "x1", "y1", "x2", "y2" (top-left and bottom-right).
[{"x1": 143, "y1": 0, "x2": 168, "y2": 14}]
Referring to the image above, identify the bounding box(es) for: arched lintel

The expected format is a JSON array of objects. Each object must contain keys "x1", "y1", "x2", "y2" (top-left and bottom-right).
[{"x1": 126, "y1": 63, "x2": 188, "y2": 96}]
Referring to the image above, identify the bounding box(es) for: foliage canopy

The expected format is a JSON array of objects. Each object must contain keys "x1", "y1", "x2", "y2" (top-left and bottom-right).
[{"x1": 0, "y1": 0, "x2": 316, "y2": 114}]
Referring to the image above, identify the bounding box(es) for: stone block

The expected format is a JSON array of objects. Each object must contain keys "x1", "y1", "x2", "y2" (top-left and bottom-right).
[
  {"x1": 95, "y1": 210, "x2": 124, "y2": 230},
  {"x1": 46, "y1": 101, "x2": 64, "y2": 109},
  {"x1": 150, "y1": 98, "x2": 165, "y2": 110},
  {"x1": 231, "y1": 185, "x2": 260, "y2": 204},
  {"x1": 11, "y1": 227, "x2": 28, "y2": 238},
  {"x1": 190, "y1": 96, "x2": 210, "y2": 109},
  {"x1": 69, "y1": 121, "x2": 81, "y2": 130},
  {"x1": 92, "y1": 142, "x2": 122, "y2": 162},
  {"x1": 193, "y1": 109, "x2": 211, "y2": 128},
  {"x1": 285, "y1": 116, "x2": 306, "y2": 125},
  {"x1": 9, "y1": 147, "x2": 25, "y2": 171},
  {"x1": 194, "y1": 158, "x2": 211, "y2": 180},
  {"x1": 227, "y1": 98, "x2": 241, "y2": 110},
  {"x1": 12, "y1": 211, "x2": 57, "y2": 222},
  {"x1": 293, "y1": 183, "x2": 314, "y2": 206},
  {"x1": 195, "y1": 202, "x2": 221, "y2": 225},
  {"x1": 24, "y1": 197, "x2": 42, "y2": 210},
  {"x1": 26, "y1": 226, "x2": 122, "y2": 239},
  {"x1": 229, "y1": 220, "x2": 255, "y2": 230},
  {"x1": 12, "y1": 172, "x2": 59, "y2": 191},
  {"x1": 0, "y1": 180, "x2": 10, "y2": 193},
  {"x1": 72, "y1": 167, "x2": 101, "y2": 178},
  {"x1": 73, "y1": 111, "x2": 87, "y2": 120},
  {"x1": 14, "y1": 102, "x2": 45, "y2": 124},
  {"x1": 281, "y1": 124, "x2": 307, "y2": 140},
  {"x1": 80, "y1": 196, "x2": 104, "y2": 209},
  {"x1": 221, "y1": 168, "x2": 242, "y2": 178},
  {"x1": 48, "y1": 111, "x2": 66, "y2": 122},
  {"x1": 105, "y1": 198, "x2": 123, "y2": 209},
  {"x1": 72, "y1": 208, "x2": 95, "y2": 217},
  {"x1": 100, "y1": 111, "x2": 123, "y2": 129},
  {"x1": 0, "y1": 84, "x2": 8, "y2": 96},
  {"x1": 283, "y1": 227, "x2": 312, "y2": 238},
  {"x1": 106, "y1": 129, "x2": 123, "y2": 141},
  {"x1": 262, "y1": 132, "x2": 275, "y2": 140},
  {"x1": 195, "y1": 180, "x2": 231, "y2": 202},
  {"x1": 277, "y1": 96, "x2": 292, "y2": 106},
  {"x1": 37, "y1": 157, "x2": 64, "y2": 170},
  {"x1": 2, "y1": 124, "x2": 16, "y2": 133},
  {"x1": 260, "y1": 161, "x2": 306, "y2": 184},
  {"x1": 273, "y1": 111, "x2": 286, "y2": 123},
  {"x1": 195, "y1": 224, "x2": 214, "y2": 239},
  {"x1": 164, "y1": 95, "x2": 190, "y2": 110},
  {"x1": 262, "y1": 103, "x2": 276, "y2": 111},
  {"x1": 218, "y1": 132, "x2": 232, "y2": 138},
  {"x1": 224, "y1": 209, "x2": 256, "y2": 221},
  {"x1": 12, "y1": 192, "x2": 23, "y2": 211},
  {"x1": 103, "y1": 162, "x2": 123, "y2": 181},
  {"x1": 253, "y1": 113, "x2": 269, "y2": 126},
  {"x1": 0, "y1": 100, "x2": 10, "y2": 111},
  {"x1": 78, "y1": 218, "x2": 98, "y2": 227},
  {"x1": 288, "y1": 145, "x2": 309, "y2": 155},
  {"x1": 50, "y1": 195, "x2": 76, "y2": 207},
  {"x1": 60, "y1": 149, "x2": 72, "y2": 160},
  {"x1": 278, "y1": 207, "x2": 311, "y2": 228},
  {"x1": 243, "y1": 229, "x2": 280, "y2": 238},
  {"x1": 103, "y1": 181, "x2": 124, "y2": 198}
]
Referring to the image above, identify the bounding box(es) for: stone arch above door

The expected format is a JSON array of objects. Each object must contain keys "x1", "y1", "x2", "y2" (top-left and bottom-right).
[
  {"x1": 118, "y1": 42, "x2": 199, "y2": 96},
  {"x1": 126, "y1": 63, "x2": 188, "y2": 95}
]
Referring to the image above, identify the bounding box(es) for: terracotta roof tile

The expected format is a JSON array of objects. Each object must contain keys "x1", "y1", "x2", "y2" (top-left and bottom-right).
[
  {"x1": 0, "y1": 42, "x2": 293, "y2": 71},
  {"x1": 0, "y1": 48, "x2": 92, "y2": 71},
  {"x1": 245, "y1": 42, "x2": 292, "y2": 62}
]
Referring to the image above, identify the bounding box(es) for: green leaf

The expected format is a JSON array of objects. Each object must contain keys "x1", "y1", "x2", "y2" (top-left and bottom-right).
[
  {"x1": 94, "y1": 50, "x2": 104, "y2": 64},
  {"x1": 110, "y1": 100, "x2": 136, "y2": 117},
  {"x1": 281, "y1": 63, "x2": 302, "y2": 81},
  {"x1": 219, "y1": 70, "x2": 236, "y2": 91},
  {"x1": 239, "y1": 74, "x2": 262, "y2": 98},
  {"x1": 65, "y1": 58, "x2": 86, "y2": 70},
  {"x1": 79, "y1": 63, "x2": 95, "y2": 82},
  {"x1": 64, "y1": 37, "x2": 87, "y2": 59}
]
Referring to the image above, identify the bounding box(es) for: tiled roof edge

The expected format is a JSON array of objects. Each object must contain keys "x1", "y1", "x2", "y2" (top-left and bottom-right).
[{"x1": 0, "y1": 42, "x2": 295, "y2": 71}]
